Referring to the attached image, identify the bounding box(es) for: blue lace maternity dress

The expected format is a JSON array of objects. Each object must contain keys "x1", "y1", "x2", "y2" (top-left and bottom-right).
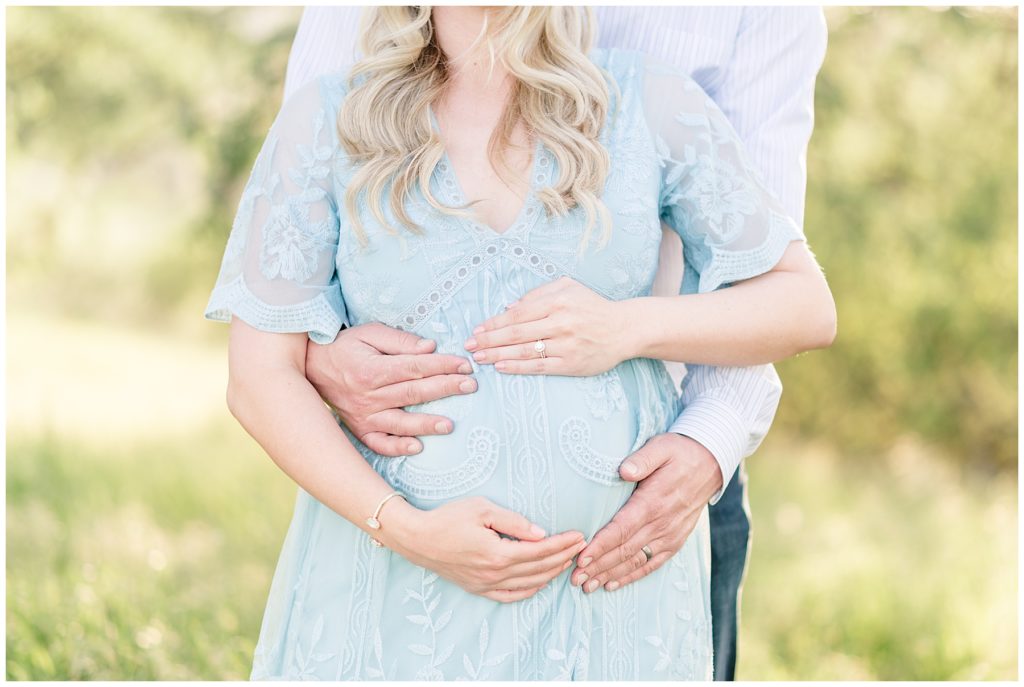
[{"x1": 205, "y1": 46, "x2": 805, "y2": 680}]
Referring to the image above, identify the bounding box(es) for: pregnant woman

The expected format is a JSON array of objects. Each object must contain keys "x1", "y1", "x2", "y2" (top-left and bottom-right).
[{"x1": 205, "y1": 6, "x2": 835, "y2": 681}]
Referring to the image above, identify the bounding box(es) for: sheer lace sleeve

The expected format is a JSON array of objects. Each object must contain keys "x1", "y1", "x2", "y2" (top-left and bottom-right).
[
  {"x1": 204, "y1": 77, "x2": 347, "y2": 344},
  {"x1": 641, "y1": 55, "x2": 807, "y2": 295}
]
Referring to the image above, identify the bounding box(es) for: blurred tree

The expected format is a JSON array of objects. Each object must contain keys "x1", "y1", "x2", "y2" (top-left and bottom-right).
[{"x1": 775, "y1": 6, "x2": 1017, "y2": 472}]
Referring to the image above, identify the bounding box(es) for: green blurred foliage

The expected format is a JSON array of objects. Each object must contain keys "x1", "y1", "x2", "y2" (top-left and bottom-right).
[
  {"x1": 777, "y1": 6, "x2": 1017, "y2": 472},
  {"x1": 5, "y1": 5, "x2": 1018, "y2": 681}
]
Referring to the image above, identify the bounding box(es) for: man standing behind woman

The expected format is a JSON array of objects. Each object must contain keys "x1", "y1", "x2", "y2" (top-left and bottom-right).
[{"x1": 281, "y1": 5, "x2": 828, "y2": 681}]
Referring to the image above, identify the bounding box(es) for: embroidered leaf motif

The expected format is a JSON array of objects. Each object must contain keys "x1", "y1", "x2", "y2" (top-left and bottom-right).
[
  {"x1": 546, "y1": 648, "x2": 566, "y2": 661},
  {"x1": 408, "y1": 643, "x2": 433, "y2": 656},
  {"x1": 462, "y1": 655, "x2": 477, "y2": 678},
  {"x1": 435, "y1": 642, "x2": 455, "y2": 665},
  {"x1": 406, "y1": 614, "x2": 429, "y2": 626},
  {"x1": 478, "y1": 619, "x2": 489, "y2": 655},
  {"x1": 434, "y1": 609, "x2": 453, "y2": 632}
]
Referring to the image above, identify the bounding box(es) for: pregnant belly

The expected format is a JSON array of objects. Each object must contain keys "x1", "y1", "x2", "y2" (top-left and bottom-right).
[{"x1": 370, "y1": 365, "x2": 649, "y2": 539}]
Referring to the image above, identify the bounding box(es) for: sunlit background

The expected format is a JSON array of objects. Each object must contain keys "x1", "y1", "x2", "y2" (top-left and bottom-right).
[{"x1": 5, "y1": 6, "x2": 1018, "y2": 680}]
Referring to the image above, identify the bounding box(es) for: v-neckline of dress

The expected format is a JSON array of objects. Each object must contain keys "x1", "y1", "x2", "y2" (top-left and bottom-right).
[{"x1": 427, "y1": 103, "x2": 549, "y2": 240}]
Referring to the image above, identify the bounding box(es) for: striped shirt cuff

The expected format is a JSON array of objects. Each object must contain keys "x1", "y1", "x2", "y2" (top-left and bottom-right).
[{"x1": 667, "y1": 396, "x2": 747, "y2": 506}]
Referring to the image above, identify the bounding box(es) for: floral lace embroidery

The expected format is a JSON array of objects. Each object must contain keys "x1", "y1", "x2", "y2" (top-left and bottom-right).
[{"x1": 576, "y1": 370, "x2": 628, "y2": 420}]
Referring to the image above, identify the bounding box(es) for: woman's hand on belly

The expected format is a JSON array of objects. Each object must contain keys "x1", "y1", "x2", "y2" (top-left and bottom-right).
[
  {"x1": 382, "y1": 496, "x2": 587, "y2": 603},
  {"x1": 464, "y1": 277, "x2": 634, "y2": 377}
]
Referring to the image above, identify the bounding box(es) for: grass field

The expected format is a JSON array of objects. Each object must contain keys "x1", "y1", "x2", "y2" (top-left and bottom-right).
[{"x1": 5, "y1": 311, "x2": 1017, "y2": 680}]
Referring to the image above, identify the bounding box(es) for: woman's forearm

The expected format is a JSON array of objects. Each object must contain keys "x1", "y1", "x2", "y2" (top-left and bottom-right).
[
  {"x1": 226, "y1": 322, "x2": 421, "y2": 549},
  {"x1": 620, "y1": 242, "x2": 837, "y2": 366}
]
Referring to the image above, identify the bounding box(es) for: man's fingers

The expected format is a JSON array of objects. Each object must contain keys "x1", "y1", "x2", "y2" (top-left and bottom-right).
[
  {"x1": 372, "y1": 353, "x2": 475, "y2": 387},
  {"x1": 618, "y1": 441, "x2": 671, "y2": 482},
  {"x1": 360, "y1": 431, "x2": 422, "y2": 457},
  {"x1": 571, "y1": 514, "x2": 640, "y2": 585},
  {"x1": 602, "y1": 549, "x2": 673, "y2": 592},
  {"x1": 574, "y1": 521, "x2": 662, "y2": 589},
  {"x1": 367, "y1": 409, "x2": 453, "y2": 438},
  {"x1": 358, "y1": 322, "x2": 438, "y2": 355},
  {"x1": 373, "y1": 373, "x2": 478, "y2": 409}
]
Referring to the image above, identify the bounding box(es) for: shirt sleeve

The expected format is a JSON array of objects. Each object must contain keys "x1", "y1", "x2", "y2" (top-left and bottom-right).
[
  {"x1": 283, "y1": 6, "x2": 366, "y2": 101},
  {"x1": 204, "y1": 77, "x2": 347, "y2": 344},
  {"x1": 708, "y1": 6, "x2": 828, "y2": 227},
  {"x1": 640, "y1": 52, "x2": 808, "y2": 503}
]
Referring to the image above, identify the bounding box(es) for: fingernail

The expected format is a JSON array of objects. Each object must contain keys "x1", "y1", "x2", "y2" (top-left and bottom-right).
[
  {"x1": 529, "y1": 524, "x2": 546, "y2": 538},
  {"x1": 472, "y1": 325, "x2": 484, "y2": 335},
  {"x1": 494, "y1": 361, "x2": 507, "y2": 371},
  {"x1": 576, "y1": 573, "x2": 588, "y2": 586},
  {"x1": 472, "y1": 351, "x2": 487, "y2": 362},
  {"x1": 580, "y1": 557, "x2": 592, "y2": 568},
  {"x1": 464, "y1": 337, "x2": 478, "y2": 350},
  {"x1": 562, "y1": 559, "x2": 573, "y2": 570},
  {"x1": 434, "y1": 421, "x2": 450, "y2": 434},
  {"x1": 406, "y1": 441, "x2": 421, "y2": 454},
  {"x1": 457, "y1": 362, "x2": 472, "y2": 374},
  {"x1": 585, "y1": 579, "x2": 599, "y2": 593},
  {"x1": 416, "y1": 339, "x2": 434, "y2": 351},
  {"x1": 606, "y1": 581, "x2": 620, "y2": 592},
  {"x1": 459, "y1": 379, "x2": 477, "y2": 393},
  {"x1": 620, "y1": 463, "x2": 637, "y2": 477}
]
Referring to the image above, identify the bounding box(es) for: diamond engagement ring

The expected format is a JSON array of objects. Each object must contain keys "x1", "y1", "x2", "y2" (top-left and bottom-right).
[
  {"x1": 533, "y1": 340, "x2": 547, "y2": 358},
  {"x1": 641, "y1": 545, "x2": 653, "y2": 563}
]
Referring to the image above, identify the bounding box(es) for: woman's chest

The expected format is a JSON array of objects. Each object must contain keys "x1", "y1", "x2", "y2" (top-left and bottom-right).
[{"x1": 332, "y1": 106, "x2": 665, "y2": 332}]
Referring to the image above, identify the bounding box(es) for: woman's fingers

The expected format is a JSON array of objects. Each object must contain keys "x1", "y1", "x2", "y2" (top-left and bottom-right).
[
  {"x1": 467, "y1": 317, "x2": 552, "y2": 352},
  {"x1": 499, "y1": 558, "x2": 576, "y2": 592},
  {"x1": 495, "y1": 530, "x2": 587, "y2": 564},
  {"x1": 480, "y1": 501, "x2": 549, "y2": 540},
  {"x1": 493, "y1": 357, "x2": 565, "y2": 375},
  {"x1": 481, "y1": 585, "x2": 545, "y2": 603},
  {"x1": 471, "y1": 340, "x2": 560, "y2": 365},
  {"x1": 497, "y1": 539, "x2": 587, "y2": 581},
  {"x1": 471, "y1": 298, "x2": 553, "y2": 337}
]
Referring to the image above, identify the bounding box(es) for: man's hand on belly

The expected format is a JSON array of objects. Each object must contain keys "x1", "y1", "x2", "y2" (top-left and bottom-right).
[
  {"x1": 569, "y1": 433, "x2": 724, "y2": 593},
  {"x1": 304, "y1": 323, "x2": 478, "y2": 456}
]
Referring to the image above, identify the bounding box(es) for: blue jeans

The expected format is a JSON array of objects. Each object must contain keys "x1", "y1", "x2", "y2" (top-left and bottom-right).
[{"x1": 708, "y1": 460, "x2": 752, "y2": 681}]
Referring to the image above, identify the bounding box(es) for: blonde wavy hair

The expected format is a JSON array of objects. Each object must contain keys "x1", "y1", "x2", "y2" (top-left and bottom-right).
[{"x1": 336, "y1": 5, "x2": 620, "y2": 251}]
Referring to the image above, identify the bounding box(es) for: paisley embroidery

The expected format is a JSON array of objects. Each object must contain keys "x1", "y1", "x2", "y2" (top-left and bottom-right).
[
  {"x1": 376, "y1": 426, "x2": 500, "y2": 500},
  {"x1": 558, "y1": 417, "x2": 625, "y2": 485}
]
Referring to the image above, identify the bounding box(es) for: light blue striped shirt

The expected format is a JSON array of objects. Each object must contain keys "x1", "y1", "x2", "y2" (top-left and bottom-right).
[{"x1": 281, "y1": 6, "x2": 828, "y2": 502}]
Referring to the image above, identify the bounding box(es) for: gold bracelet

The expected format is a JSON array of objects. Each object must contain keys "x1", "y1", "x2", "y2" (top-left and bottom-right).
[{"x1": 366, "y1": 491, "x2": 407, "y2": 547}]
